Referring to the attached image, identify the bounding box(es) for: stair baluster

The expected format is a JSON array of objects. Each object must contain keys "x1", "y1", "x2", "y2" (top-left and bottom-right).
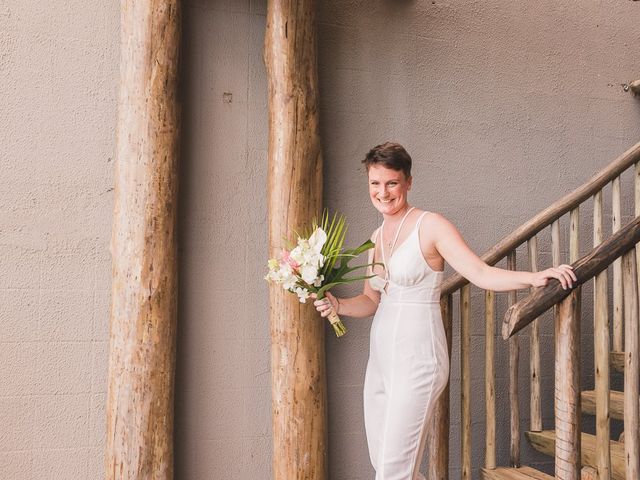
[
  {"x1": 622, "y1": 252, "x2": 639, "y2": 478},
  {"x1": 594, "y1": 189, "x2": 611, "y2": 479},
  {"x1": 528, "y1": 236, "x2": 543, "y2": 433}
]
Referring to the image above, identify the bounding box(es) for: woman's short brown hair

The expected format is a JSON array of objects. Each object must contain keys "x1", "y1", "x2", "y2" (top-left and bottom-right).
[{"x1": 362, "y1": 142, "x2": 412, "y2": 179}]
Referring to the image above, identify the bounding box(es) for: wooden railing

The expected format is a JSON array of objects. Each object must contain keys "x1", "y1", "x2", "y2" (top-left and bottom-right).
[
  {"x1": 504, "y1": 216, "x2": 640, "y2": 479},
  {"x1": 429, "y1": 141, "x2": 640, "y2": 480}
]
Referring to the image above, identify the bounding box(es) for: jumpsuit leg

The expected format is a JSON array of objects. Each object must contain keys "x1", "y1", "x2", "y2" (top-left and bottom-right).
[
  {"x1": 374, "y1": 356, "x2": 441, "y2": 480},
  {"x1": 366, "y1": 312, "x2": 449, "y2": 480},
  {"x1": 363, "y1": 350, "x2": 387, "y2": 470}
]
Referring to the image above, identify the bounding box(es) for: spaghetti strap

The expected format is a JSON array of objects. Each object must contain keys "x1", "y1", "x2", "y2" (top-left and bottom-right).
[{"x1": 416, "y1": 211, "x2": 429, "y2": 230}]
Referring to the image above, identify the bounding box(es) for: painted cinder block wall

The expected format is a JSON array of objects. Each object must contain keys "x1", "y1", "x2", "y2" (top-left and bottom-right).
[
  {"x1": 2, "y1": 0, "x2": 639, "y2": 479},
  {"x1": 0, "y1": 0, "x2": 119, "y2": 478}
]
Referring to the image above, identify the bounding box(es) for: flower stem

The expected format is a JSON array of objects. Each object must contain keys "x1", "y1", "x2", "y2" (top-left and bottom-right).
[{"x1": 327, "y1": 310, "x2": 347, "y2": 337}]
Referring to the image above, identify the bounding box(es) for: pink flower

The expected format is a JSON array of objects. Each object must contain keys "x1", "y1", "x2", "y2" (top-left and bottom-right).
[{"x1": 281, "y1": 249, "x2": 300, "y2": 270}]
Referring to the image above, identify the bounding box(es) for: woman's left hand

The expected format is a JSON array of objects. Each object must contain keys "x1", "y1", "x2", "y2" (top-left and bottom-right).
[{"x1": 531, "y1": 264, "x2": 577, "y2": 289}]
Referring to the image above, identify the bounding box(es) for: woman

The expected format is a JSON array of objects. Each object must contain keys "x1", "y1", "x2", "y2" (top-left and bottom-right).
[{"x1": 313, "y1": 142, "x2": 575, "y2": 480}]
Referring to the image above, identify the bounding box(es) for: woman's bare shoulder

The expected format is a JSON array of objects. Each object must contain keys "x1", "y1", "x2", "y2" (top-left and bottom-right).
[
  {"x1": 421, "y1": 211, "x2": 448, "y2": 226},
  {"x1": 420, "y1": 211, "x2": 458, "y2": 237}
]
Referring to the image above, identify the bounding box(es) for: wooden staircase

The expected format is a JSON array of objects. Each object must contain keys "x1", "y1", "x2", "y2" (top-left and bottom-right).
[
  {"x1": 521, "y1": 359, "x2": 636, "y2": 479},
  {"x1": 525, "y1": 431, "x2": 625, "y2": 480},
  {"x1": 437, "y1": 142, "x2": 640, "y2": 480},
  {"x1": 581, "y1": 389, "x2": 627, "y2": 421},
  {"x1": 481, "y1": 466, "x2": 553, "y2": 480}
]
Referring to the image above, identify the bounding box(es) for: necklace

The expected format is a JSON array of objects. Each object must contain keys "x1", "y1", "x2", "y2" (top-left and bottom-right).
[{"x1": 381, "y1": 206, "x2": 415, "y2": 264}]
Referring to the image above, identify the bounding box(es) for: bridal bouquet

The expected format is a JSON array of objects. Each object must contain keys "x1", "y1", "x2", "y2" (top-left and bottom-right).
[{"x1": 265, "y1": 210, "x2": 378, "y2": 337}]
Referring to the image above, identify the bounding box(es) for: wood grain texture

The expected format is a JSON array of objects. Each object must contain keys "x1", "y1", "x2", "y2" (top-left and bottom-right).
[
  {"x1": 555, "y1": 292, "x2": 581, "y2": 480},
  {"x1": 552, "y1": 220, "x2": 561, "y2": 323},
  {"x1": 593, "y1": 190, "x2": 611, "y2": 480},
  {"x1": 570, "y1": 207, "x2": 579, "y2": 263},
  {"x1": 485, "y1": 289, "x2": 496, "y2": 469},
  {"x1": 636, "y1": 162, "x2": 640, "y2": 294},
  {"x1": 610, "y1": 351, "x2": 625, "y2": 373},
  {"x1": 581, "y1": 390, "x2": 631, "y2": 421},
  {"x1": 428, "y1": 294, "x2": 453, "y2": 480},
  {"x1": 480, "y1": 466, "x2": 553, "y2": 480},
  {"x1": 622, "y1": 251, "x2": 639, "y2": 479},
  {"x1": 508, "y1": 252, "x2": 520, "y2": 467},
  {"x1": 528, "y1": 237, "x2": 542, "y2": 432},
  {"x1": 442, "y1": 142, "x2": 640, "y2": 296},
  {"x1": 264, "y1": 1, "x2": 327, "y2": 478},
  {"x1": 581, "y1": 466, "x2": 597, "y2": 480},
  {"x1": 612, "y1": 177, "x2": 623, "y2": 352},
  {"x1": 461, "y1": 285, "x2": 472, "y2": 478},
  {"x1": 526, "y1": 431, "x2": 625, "y2": 480},
  {"x1": 106, "y1": 1, "x2": 181, "y2": 478},
  {"x1": 503, "y1": 215, "x2": 640, "y2": 339}
]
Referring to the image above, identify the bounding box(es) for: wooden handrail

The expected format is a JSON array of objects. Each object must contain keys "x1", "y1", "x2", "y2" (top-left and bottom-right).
[
  {"x1": 441, "y1": 141, "x2": 640, "y2": 297},
  {"x1": 502, "y1": 215, "x2": 640, "y2": 339}
]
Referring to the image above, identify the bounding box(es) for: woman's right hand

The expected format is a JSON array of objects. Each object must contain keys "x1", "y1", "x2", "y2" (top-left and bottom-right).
[{"x1": 312, "y1": 291, "x2": 340, "y2": 317}]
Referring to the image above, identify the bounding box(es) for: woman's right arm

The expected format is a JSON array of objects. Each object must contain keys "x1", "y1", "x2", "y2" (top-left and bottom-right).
[{"x1": 313, "y1": 232, "x2": 380, "y2": 319}]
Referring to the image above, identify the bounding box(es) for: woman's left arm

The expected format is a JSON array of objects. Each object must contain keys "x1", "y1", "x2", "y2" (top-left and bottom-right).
[{"x1": 432, "y1": 214, "x2": 576, "y2": 292}]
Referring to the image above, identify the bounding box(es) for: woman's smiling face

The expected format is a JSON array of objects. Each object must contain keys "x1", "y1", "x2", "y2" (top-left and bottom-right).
[{"x1": 367, "y1": 164, "x2": 412, "y2": 216}]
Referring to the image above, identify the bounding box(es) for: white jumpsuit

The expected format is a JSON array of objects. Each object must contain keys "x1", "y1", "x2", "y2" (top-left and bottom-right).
[{"x1": 365, "y1": 209, "x2": 450, "y2": 480}]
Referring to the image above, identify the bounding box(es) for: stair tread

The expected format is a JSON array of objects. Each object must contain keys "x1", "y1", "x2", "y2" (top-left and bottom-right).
[
  {"x1": 581, "y1": 389, "x2": 625, "y2": 420},
  {"x1": 480, "y1": 466, "x2": 553, "y2": 480},
  {"x1": 610, "y1": 350, "x2": 624, "y2": 373},
  {"x1": 526, "y1": 430, "x2": 625, "y2": 480}
]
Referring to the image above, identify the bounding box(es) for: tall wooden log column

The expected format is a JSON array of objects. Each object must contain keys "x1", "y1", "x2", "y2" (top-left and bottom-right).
[
  {"x1": 106, "y1": 1, "x2": 181, "y2": 478},
  {"x1": 264, "y1": 1, "x2": 326, "y2": 479}
]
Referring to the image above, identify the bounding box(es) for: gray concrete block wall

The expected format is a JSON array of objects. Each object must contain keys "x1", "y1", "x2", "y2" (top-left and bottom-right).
[
  {"x1": 2, "y1": 0, "x2": 640, "y2": 479},
  {"x1": 175, "y1": 1, "x2": 271, "y2": 479},
  {"x1": 0, "y1": 0, "x2": 118, "y2": 478}
]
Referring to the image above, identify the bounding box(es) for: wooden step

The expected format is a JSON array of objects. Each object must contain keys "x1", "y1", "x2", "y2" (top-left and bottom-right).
[
  {"x1": 481, "y1": 466, "x2": 552, "y2": 480},
  {"x1": 610, "y1": 350, "x2": 624, "y2": 373},
  {"x1": 526, "y1": 430, "x2": 625, "y2": 480},
  {"x1": 581, "y1": 389, "x2": 626, "y2": 420}
]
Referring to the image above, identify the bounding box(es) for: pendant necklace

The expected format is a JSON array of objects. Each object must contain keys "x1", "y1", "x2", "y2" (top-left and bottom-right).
[{"x1": 380, "y1": 206, "x2": 415, "y2": 280}]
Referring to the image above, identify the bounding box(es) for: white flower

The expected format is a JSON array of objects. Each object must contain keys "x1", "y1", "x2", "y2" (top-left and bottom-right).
[
  {"x1": 282, "y1": 273, "x2": 297, "y2": 291},
  {"x1": 308, "y1": 228, "x2": 327, "y2": 255},
  {"x1": 299, "y1": 264, "x2": 319, "y2": 284},
  {"x1": 313, "y1": 275, "x2": 324, "y2": 287},
  {"x1": 294, "y1": 287, "x2": 310, "y2": 303},
  {"x1": 289, "y1": 245, "x2": 304, "y2": 266}
]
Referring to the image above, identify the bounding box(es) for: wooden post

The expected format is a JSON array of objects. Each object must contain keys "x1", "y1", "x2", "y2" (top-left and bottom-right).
[
  {"x1": 555, "y1": 292, "x2": 581, "y2": 480},
  {"x1": 105, "y1": 1, "x2": 181, "y2": 479},
  {"x1": 613, "y1": 177, "x2": 623, "y2": 352},
  {"x1": 528, "y1": 237, "x2": 542, "y2": 432},
  {"x1": 264, "y1": 1, "x2": 327, "y2": 479},
  {"x1": 461, "y1": 285, "x2": 472, "y2": 479},
  {"x1": 593, "y1": 191, "x2": 611, "y2": 480},
  {"x1": 570, "y1": 207, "x2": 579, "y2": 263},
  {"x1": 485, "y1": 289, "x2": 496, "y2": 469},
  {"x1": 428, "y1": 294, "x2": 452, "y2": 480},
  {"x1": 622, "y1": 251, "x2": 639, "y2": 479},
  {"x1": 635, "y1": 162, "x2": 640, "y2": 292},
  {"x1": 551, "y1": 219, "x2": 561, "y2": 321},
  {"x1": 508, "y1": 252, "x2": 520, "y2": 468}
]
